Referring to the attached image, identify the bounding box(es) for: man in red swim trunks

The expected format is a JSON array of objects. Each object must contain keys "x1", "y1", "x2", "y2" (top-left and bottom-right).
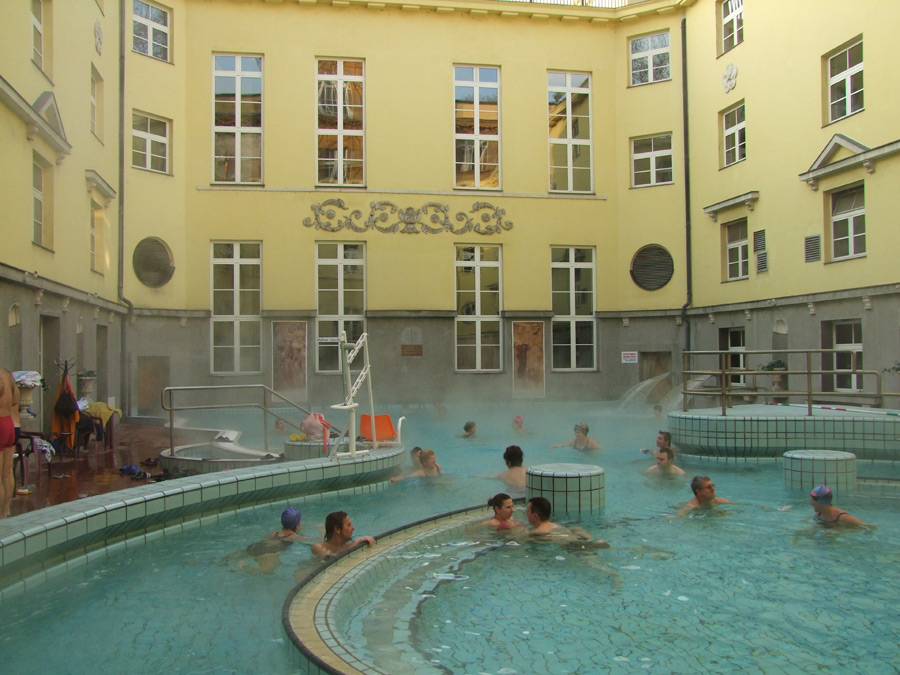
[{"x1": 0, "y1": 368, "x2": 21, "y2": 519}]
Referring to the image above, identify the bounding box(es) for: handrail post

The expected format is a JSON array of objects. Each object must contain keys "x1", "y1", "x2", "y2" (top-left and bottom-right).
[
  {"x1": 167, "y1": 388, "x2": 174, "y2": 456},
  {"x1": 682, "y1": 351, "x2": 689, "y2": 412},
  {"x1": 806, "y1": 351, "x2": 813, "y2": 416},
  {"x1": 720, "y1": 352, "x2": 727, "y2": 416},
  {"x1": 262, "y1": 386, "x2": 269, "y2": 454}
]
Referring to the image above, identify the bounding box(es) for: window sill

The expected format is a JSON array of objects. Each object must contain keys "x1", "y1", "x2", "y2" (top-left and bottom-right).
[
  {"x1": 723, "y1": 276, "x2": 749, "y2": 283},
  {"x1": 132, "y1": 165, "x2": 171, "y2": 176},
  {"x1": 720, "y1": 157, "x2": 746, "y2": 170},
  {"x1": 315, "y1": 183, "x2": 367, "y2": 189},
  {"x1": 717, "y1": 42, "x2": 744, "y2": 59},
  {"x1": 209, "y1": 182, "x2": 265, "y2": 188},
  {"x1": 826, "y1": 254, "x2": 866, "y2": 264},
  {"x1": 132, "y1": 48, "x2": 171, "y2": 65},
  {"x1": 32, "y1": 241, "x2": 54, "y2": 253},
  {"x1": 630, "y1": 181, "x2": 674, "y2": 190},
  {"x1": 824, "y1": 108, "x2": 865, "y2": 128},
  {"x1": 453, "y1": 186, "x2": 502, "y2": 192},
  {"x1": 627, "y1": 78, "x2": 672, "y2": 90}
]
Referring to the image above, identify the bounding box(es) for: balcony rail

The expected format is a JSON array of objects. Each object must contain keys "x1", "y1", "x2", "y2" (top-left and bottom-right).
[
  {"x1": 681, "y1": 349, "x2": 900, "y2": 416},
  {"x1": 492, "y1": 0, "x2": 638, "y2": 6}
]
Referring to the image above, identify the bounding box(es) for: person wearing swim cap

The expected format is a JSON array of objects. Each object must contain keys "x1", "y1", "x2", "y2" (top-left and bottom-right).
[
  {"x1": 809, "y1": 485, "x2": 873, "y2": 528},
  {"x1": 550, "y1": 422, "x2": 603, "y2": 453},
  {"x1": 240, "y1": 507, "x2": 309, "y2": 573},
  {"x1": 511, "y1": 416, "x2": 528, "y2": 435}
]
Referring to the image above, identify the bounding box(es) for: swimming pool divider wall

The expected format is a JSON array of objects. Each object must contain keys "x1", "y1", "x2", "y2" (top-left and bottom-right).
[
  {"x1": 0, "y1": 447, "x2": 405, "y2": 597},
  {"x1": 282, "y1": 499, "x2": 525, "y2": 675}
]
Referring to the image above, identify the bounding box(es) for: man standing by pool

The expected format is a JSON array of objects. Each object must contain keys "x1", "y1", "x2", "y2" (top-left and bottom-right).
[
  {"x1": 0, "y1": 368, "x2": 21, "y2": 519},
  {"x1": 645, "y1": 447, "x2": 685, "y2": 476},
  {"x1": 676, "y1": 476, "x2": 733, "y2": 517},
  {"x1": 311, "y1": 511, "x2": 376, "y2": 556}
]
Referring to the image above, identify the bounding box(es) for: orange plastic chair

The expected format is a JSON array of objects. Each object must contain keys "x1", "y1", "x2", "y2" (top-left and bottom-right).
[{"x1": 360, "y1": 414, "x2": 397, "y2": 442}]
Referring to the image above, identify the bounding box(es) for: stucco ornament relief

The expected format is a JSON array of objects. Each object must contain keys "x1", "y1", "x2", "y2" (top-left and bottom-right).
[
  {"x1": 722, "y1": 63, "x2": 738, "y2": 93},
  {"x1": 94, "y1": 20, "x2": 103, "y2": 55},
  {"x1": 303, "y1": 199, "x2": 513, "y2": 235}
]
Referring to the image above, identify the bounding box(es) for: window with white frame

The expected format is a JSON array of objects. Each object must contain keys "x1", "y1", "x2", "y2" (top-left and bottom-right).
[
  {"x1": 316, "y1": 243, "x2": 366, "y2": 373},
  {"x1": 31, "y1": 0, "x2": 45, "y2": 69},
  {"x1": 831, "y1": 185, "x2": 865, "y2": 260},
  {"x1": 632, "y1": 134, "x2": 673, "y2": 187},
  {"x1": 213, "y1": 55, "x2": 262, "y2": 183},
  {"x1": 723, "y1": 102, "x2": 746, "y2": 167},
  {"x1": 725, "y1": 218, "x2": 748, "y2": 281},
  {"x1": 211, "y1": 242, "x2": 261, "y2": 374},
  {"x1": 454, "y1": 65, "x2": 500, "y2": 189},
  {"x1": 548, "y1": 71, "x2": 592, "y2": 193},
  {"x1": 630, "y1": 32, "x2": 670, "y2": 86},
  {"x1": 833, "y1": 321, "x2": 863, "y2": 391},
  {"x1": 133, "y1": 0, "x2": 170, "y2": 62},
  {"x1": 90, "y1": 66, "x2": 103, "y2": 140},
  {"x1": 827, "y1": 40, "x2": 863, "y2": 123},
  {"x1": 721, "y1": 327, "x2": 747, "y2": 386},
  {"x1": 455, "y1": 245, "x2": 501, "y2": 371},
  {"x1": 90, "y1": 200, "x2": 104, "y2": 273},
  {"x1": 132, "y1": 112, "x2": 169, "y2": 173},
  {"x1": 316, "y1": 59, "x2": 364, "y2": 186},
  {"x1": 720, "y1": 0, "x2": 743, "y2": 53},
  {"x1": 551, "y1": 247, "x2": 595, "y2": 370},
  {"x1": 33, "y1": 153, "x2": 46, "y2": 246}
]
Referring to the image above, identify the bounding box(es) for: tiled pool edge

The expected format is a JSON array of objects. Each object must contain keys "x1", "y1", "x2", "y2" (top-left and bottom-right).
[
  {"x1": 283, "y1": 505, "x2": 493, "y2": 675},
  {"x1": 0, "y1": 448, "x2": 404, "y2": 597},
  {"x1": 670, "y1": 406, "x2": 900, "y2": 461}
]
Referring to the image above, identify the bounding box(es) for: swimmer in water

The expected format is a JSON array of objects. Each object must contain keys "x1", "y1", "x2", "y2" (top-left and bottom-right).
[
  {"x1": 641, "y1": 431, "x2": 678, "y2": 461},
  {"x1": 238, "y1": 507, "x2": 309, "y2": 573},
  {"x1": 495, "y1": 445, "x2": 527, "y2": 489},
  {"x1": 525, "y1": 496, "x2": 608, "y2": 547},
  {"x1": 808, "y1": 485, "x2": 873, "y2": 528},
  {"x1": 481, "y1": 493, "x2": 523, "y2": 530},
  {"x1": 311, "y1": 511, "x2": 376, "y2": 557},
  {"x1": 390, "y1": 448, "x2": 441, "y2": 482},
  {"x1": 645, "y1": 447, "x2": 685, "y2": 476},
  {"x1": 461, "y1": 420, "x2": 477, "y2": 438},
  {"x1": 674, "y1": 475, "x2": 733, "y2": 517},
  {"x1": 550, "y1": 422, "x2": 603, "y2": 453}
]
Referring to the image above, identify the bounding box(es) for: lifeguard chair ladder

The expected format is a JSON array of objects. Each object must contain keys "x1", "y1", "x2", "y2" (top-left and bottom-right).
[{"x1": 330, "y1": 331, "x2": 400, "y2": 459}]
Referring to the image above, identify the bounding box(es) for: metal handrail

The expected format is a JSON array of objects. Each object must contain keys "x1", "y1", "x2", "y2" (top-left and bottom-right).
[
  {"x1": 161, "y1": 384, "x2": 326, "y2": 455},
  {"x1": 681, "y1": 348, "x2": 898, "y2": 416}
]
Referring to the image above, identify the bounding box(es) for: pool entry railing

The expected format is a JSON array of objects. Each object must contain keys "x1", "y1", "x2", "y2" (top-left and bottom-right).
[
  {"x1": 681, "y1": 348, "x2": 898, "y2": 415},
  {"x1": 161, "y1": 383, "x2": 323, "y2": 456}
]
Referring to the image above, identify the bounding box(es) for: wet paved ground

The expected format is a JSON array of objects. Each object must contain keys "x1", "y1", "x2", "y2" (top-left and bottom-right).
[{"x1": 9, "y1": 423, "x2": 185, "y2": 517}]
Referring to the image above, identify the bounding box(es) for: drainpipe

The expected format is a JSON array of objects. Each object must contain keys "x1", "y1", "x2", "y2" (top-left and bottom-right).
[
  {"x1": 118, "y1": 0, "x2": 134, "y2": 415},
  {"x1": 679, "y1": 16, "x2": 693, "y2": 352}
]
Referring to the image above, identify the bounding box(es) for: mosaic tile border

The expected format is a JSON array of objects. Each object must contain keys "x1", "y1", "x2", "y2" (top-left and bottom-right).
[{"x1": 284, "y1": 506, "x2": 493, "y2": 675}]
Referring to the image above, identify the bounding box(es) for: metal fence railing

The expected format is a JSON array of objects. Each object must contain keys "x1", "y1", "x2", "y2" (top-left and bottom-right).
[{"x1": 681, "y1": 349, "x2": 899, "y2": 416}]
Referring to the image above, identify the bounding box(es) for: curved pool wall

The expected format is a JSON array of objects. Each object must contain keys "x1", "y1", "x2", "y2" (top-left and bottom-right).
[
  {"x1": 284, "y1": 504, "x2": 496, "y2": 675},
  {"x1": 670, "y1": 404, "x2": 900, "y2": 462},
  {"x1": 0, "y1": 447, "x2": 404, "y2": 595}
]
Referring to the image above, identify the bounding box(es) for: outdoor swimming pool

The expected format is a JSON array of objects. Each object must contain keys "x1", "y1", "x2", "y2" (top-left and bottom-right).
[{"x1": 1, "y1": 403, "x2": 897, "y2": 673}]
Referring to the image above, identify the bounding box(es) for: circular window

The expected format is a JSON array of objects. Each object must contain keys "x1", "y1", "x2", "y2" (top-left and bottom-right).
[
  {"x1": 132, "y1": 237, "x2": 175, "y2": 288},
  {"x1": 630, "y1": 245, "x2": 674, "y2": 291}
]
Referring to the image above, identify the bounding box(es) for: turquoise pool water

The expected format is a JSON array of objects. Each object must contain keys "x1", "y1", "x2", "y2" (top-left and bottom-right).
[{"x1": 1, "y1": 403, "x2": 897, "y2": 673}]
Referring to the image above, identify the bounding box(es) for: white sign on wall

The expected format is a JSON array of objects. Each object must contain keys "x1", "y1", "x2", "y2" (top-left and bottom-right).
[{"x1": 621, "y1": 351, "x2": 638, "y2": 364}]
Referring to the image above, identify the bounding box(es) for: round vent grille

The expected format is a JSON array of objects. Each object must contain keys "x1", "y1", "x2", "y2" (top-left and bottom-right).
[
  {"x1": 133, "y1": 237, "x2": 175, "y2": 288},
  {"x1": 630, "y1": 245, "x2": 674, "y2": 291}
]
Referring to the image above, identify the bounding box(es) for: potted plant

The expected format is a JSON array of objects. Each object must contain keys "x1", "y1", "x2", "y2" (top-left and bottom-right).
[
  {"x1": 758, "y1": 359, "x2": 788, "y2": 394},
  {"x1": 13, "y1": 370, "x2": 46, "y2": 413},
  {"x1": 77, "y1": 369, "x2": 97, "y2": 399}
]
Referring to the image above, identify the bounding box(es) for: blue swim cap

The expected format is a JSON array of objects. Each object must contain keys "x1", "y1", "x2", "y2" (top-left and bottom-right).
[
  {"x1": 281, "y1": 508, "x2": 302, "y2": 530},
  {"x1": 810, "y1": 485, "x2": 832, "y2": 504}
]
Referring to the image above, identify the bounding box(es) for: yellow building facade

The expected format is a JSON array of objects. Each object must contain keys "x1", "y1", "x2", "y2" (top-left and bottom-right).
[{"x1": 2, "y1": 0, "x2": 898, "y2": 419}]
